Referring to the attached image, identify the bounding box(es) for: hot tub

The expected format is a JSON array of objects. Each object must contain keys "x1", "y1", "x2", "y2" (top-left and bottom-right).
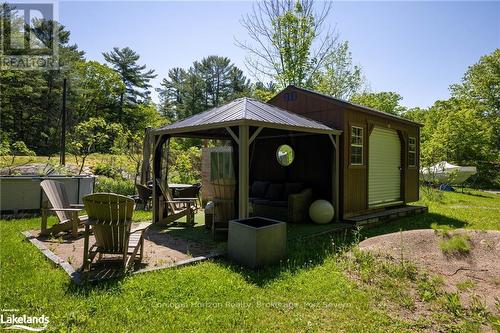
[{"x1": 0, "y1": 175, "x2": 95, "y2": 216}]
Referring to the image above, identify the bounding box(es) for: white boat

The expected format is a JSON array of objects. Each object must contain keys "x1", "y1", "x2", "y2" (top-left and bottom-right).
[{"x1": 420, "y1": 161, "x2": 477, "y2": 185}]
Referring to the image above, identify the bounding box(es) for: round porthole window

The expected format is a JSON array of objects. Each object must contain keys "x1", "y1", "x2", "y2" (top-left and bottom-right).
[{"x1": 276, "y1": 144, "x2": 295, "y2": 166}]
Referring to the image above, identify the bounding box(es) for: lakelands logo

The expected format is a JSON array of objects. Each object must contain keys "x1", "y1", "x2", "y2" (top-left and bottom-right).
[
  {"x1": 1, "y1": 0, "x2": 59, "y2": 70},
  {"x1": 1, "y1": 313, "x2": 49, "y2": 331}
]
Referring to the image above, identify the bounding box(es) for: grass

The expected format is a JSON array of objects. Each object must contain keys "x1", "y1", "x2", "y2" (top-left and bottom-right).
[
  {"x1": 362, "y1": 188, "x2": 500, "y2": 238},
  {"x1": 0, "y1": 189, "x2": 499, "y2": 331},
  {"x1": 439, "y1": 233, "x2": 471, "y2": 255},
  {"x1": 456, "y1": 279, "x2": 475, "y2": 291}
]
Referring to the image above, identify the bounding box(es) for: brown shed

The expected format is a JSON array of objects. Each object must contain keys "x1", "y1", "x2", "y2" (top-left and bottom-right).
[{"x1": 268, "y1": 85, "x2": 422, "y2": 219}]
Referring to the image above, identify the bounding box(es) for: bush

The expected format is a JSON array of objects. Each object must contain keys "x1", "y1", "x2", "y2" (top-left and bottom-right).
[
  {"x1": 420, "y1": 185, "x2": 444, "y2": 203},
  {"x1": 94, "y1": 176, "x2": 135, "y2": 196},
  {"x1": 439, "y1": 233, "x2": 471, "y2": 255},
  {"x1": 168, "y1": 141, "x2": 201, "y2": 184},
  {"x1": 93, "y1": 163, "x2": 123, "y2": 180}
]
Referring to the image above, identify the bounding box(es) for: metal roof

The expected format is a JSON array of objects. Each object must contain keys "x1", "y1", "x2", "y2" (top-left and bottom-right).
[{"x1": 153, "y1": 97, "x2": 341, "y2": 136}]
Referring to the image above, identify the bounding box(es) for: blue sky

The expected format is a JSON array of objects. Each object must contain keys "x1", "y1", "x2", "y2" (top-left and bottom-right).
[{"x1": 59, "y1": 1, "x2": 499, "y2": 108}]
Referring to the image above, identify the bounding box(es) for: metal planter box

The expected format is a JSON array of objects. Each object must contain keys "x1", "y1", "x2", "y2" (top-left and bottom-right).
[
  {"x1": 0, "y1": 175, "x2": 95, "y2": 216},
  {"x1": 228, "y1": 217, "x2": 286, "y2": 268}
]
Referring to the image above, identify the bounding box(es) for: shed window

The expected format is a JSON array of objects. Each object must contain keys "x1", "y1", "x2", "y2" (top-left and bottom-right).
[
  {"x1": 284, "y1": 92, "x2": 297, "y2": 101},
  {"x1": 351, "y1": 126, "x2": 363, "y2": 165},
  {"x1": 408, "y1": 137, "x2": 416, "y2": 167}
]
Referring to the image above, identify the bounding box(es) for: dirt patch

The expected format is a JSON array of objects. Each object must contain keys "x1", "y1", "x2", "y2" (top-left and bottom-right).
[
  {"x1": 29, "y1": 224, "x2": 218, "y2": 272},
  {"x1": 359, "y1": 229, "x2": 500, "y2": 311}
]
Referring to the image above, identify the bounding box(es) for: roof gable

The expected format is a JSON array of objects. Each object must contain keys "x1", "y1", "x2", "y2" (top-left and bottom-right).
[{"x1": 270, "y1": 85, "x2": 423, "y2": 127}]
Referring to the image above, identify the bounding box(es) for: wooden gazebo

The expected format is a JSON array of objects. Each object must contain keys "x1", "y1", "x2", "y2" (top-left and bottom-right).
[{"x1": 150, "y1": 97, "x2": 342, "y2": 224}]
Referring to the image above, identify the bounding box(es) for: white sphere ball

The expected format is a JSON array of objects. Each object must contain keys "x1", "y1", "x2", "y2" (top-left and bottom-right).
[{"x1": 309, "y1": 200, "x2": 334, "y2": 224}]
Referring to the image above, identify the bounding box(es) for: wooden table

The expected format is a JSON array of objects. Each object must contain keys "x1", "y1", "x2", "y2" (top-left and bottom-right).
[
  {"x1": 168, "y1": 183, "x2": 192, "y2": 190},
  {"x1": 168, "y1": 183, "x2": 193, "y2": 198}
]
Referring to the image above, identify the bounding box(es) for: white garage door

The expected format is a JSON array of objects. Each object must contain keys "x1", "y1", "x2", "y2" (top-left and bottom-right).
[{"x1": 368, "y1": 127, "x2": 402, "y2": 207}]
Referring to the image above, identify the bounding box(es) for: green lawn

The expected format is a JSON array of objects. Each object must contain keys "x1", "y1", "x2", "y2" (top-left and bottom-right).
[{"x1": 1, "y1": 189, "x2": 498, "y2": 332}]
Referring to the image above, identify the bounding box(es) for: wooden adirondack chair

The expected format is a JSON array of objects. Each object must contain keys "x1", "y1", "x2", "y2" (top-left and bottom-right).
[
  {"x1": 156, "y1": 179, "x2": 196, "y2": 226},
  {"x1": 40, "y1": 180, "x2": 88, "y2": 237},
  {"x1": 82, "y1": 193, "x2": 150, "y2": 271},
  {"x1": 135, "y1": 183, "x2": 152, "y2": 210}
]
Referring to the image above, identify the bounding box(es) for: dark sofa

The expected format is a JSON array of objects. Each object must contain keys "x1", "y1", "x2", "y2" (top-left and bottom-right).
[{"x1": 249, "y1": 181, "x2": 312, "y2": 223}]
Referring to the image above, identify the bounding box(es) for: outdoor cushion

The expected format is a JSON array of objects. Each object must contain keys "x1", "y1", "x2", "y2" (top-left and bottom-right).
[
  {"x1": 283, "y1": 182, "x2": 304, "y2": 198},
  {"x1": 264, "y1": 183, "x2": 284, "y2": 200},
  {"x1": 251, "y1": 181, "x2": 270, "y2": 198}
]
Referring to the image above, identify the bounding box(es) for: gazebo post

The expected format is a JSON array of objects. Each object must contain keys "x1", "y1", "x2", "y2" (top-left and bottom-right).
[
  {"x1": 329, "y1": 134, "x2": 341, "y2": 222},
  {"x1": 152, "y1": 134, "x2": 161, "y2": 223},
  {"x1": 238, "y1": 125, "x2": 249, "y2": 218},
  {"x1": 334, "y1": 134, "x2": 340, "y2": 222}
]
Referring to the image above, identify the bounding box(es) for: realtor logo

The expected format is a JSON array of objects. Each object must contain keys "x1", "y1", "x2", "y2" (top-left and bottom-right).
[
  {"x1": 0, "y1": 0, "x2": 59, "y2": 70},
  {"x1": 0, "y1": 310, "x2": 49, "y2": 331}
]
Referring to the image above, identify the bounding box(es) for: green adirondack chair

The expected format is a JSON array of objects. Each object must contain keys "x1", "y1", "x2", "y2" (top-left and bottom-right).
[
  {"x1": 82, "y1": 193, "x2": 150, "y2": 271},
  {"x1": 40, "y1": 180, "x2": 87, "y2": 237}
]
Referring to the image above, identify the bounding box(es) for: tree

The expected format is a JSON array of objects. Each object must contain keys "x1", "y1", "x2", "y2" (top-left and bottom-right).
[
  {"x1": 0, "y1": 8, "x2": 163, "y2": 160},
  {"x1": 251, "y1": 81, "x2": 278, "y2": 102},
  {"x1": 103, "y1": 47, "x2": 157, "y2": 108},
  {"x1": 70, "y1": 60, "x2": 125, "y2": 123},
  {"x1": 167, "y1": 139, "x2": 201, "y2": 184},
  {"x1": 421, "y1": 98, "x2": 494, "y2": 165},
  {"x1": 451, "y1": 49, "x2": 499, "y2": 118},
  {"x1": 122, "y1": 104, "x2": 166, "y2": 136},
  {"x1": 313, "y1": 41, "x2": 364, "y2": 99},
  {"x1": 0, "y1": 140, "x2": 36, "y2": 174},
  {"x1": 271, "y1": 1, "x2": 315, "y2": 86},
  {"x1": 158, "y1": 67, "x2": 186, "y2": 121},
  {"x1": 157, "y1": 56, "x2": 251, "y2": 121},
  {"x1": 237, "y1": 0, "x2": 364, "y2": 98},
  {"x1": 237, "y1": 0, "x2": 338, "y2": 87},
  {"x1": 450, "y1": 49, "x2": 500, "y2": 155},
  {"x1": 0, "y1": 9, "x2": 84, "y2": 154},
  {"x1": 68, "y1": 118, "x2": 113, "y2": 174},
  {"x1": 350, "y1": 91, "x2": 406, "y2": 115},
  {"x1": 179, "y1": 68, "x2": 206, "y2": 119},
  {"x1": 193, "y1": 56, "x2": 251, "y2": 108}
]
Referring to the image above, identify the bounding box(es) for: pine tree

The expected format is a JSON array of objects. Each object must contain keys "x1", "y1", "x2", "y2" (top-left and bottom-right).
[{"x1": 103, "y1": 47, "x2": 157, "y2": 108}]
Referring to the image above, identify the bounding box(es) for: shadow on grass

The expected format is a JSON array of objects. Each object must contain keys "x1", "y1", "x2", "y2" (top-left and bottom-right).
[
  {"x1": 361, "y1": 212, "x2": 467, "y2": 239},
  {"x1": 222, "y1": 212, "x2": 469, "y2": 287},
  {"x1": 459, "y1": 191, "x2": 493, "y2": 199},
  {"x1": 66, "y1": 211, "x2": 470, "y2": 289},
  {"x1": 65, "y1": 272, "x2": 128, "y2": 295},
  {"x1": 220, "y1": 228, "x2": 358, "y2": 287},
  {"x1": 160, "y1": 224, "x2": 216, "y2": 245}
]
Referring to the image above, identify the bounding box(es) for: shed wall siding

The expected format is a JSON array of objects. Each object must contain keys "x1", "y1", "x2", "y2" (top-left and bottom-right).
[{"x1": 269, "y1": 86, "x2": 420, "y2": 218}]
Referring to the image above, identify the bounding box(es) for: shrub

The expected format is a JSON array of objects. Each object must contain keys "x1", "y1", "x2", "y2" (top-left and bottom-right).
[
  {"x1": 168, "y1": 142, "x2": 201, "y2": 184},
  {"x1": 94, "y1": 176, "x2": 135, "y2": 196},
  {"x1": 439, "y1": 233, "x2": 471, "y2": 255},
  {"x1": 417, "y1": 275, "x2": 443, "y2": 302},
  {"x1": 420, "y1": 185, "x2": 444, "y2": 203},
  {"x1": 441, "y1": 292, "x2": 463, "y2": 316},
  {"x1": 456, "y1": 280, "x2": 475, "y2": 291},
  {"x1": 93, "y1": 163, "x2": 123, "y2": 180}
]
